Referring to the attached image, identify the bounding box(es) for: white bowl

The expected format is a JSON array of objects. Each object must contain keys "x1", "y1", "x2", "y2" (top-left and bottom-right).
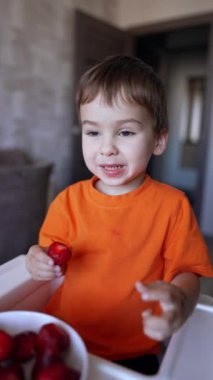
[{"x1": 0, "y1": 310, "x2": 89, "y2": 380}]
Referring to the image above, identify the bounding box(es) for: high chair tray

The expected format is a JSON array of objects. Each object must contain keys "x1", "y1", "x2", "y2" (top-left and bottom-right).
[{"x1": 0, "y1": 255, "x2": 213, "y2": 380}]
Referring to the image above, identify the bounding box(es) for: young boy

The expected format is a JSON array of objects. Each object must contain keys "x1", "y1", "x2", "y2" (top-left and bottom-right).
[{"x1": 26, "y1": 55, "x2": 213, "y2": 375}]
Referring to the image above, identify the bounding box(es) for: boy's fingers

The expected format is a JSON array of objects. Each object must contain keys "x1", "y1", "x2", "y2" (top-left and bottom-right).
[
  {"x1": 28, "y1": 263, "x2": 63, "y2": 280},
  {"x1": 135, "y1": 281, "x2": 163, "y2": 296},
  {"x1": 142, "y1": 307, "x2": 180, "y2": 335},
  {"x1": 54, "y1": 265, "x2": 63, "y2": 276},
  {"x1": 142, "y1": 313, "x2": 171, "y2": 340},
  {"x1": 35, "y1": 260, "x2": 54, "y2": 271},
  {"x1": 32, "y1": 271, "x2": 56, "y2": 281},
  {"x1": 137, "y1": 281, "x2": 183, "y2": 339},
  {"x1": 136, "y1": 282, "x2": 174, "y2": 304},
  {"x1": 30, "y1": 248, "x2": 54, "y2": 266},
  {"x1": 39, "y1": 254, "x2": 54, "y2": 266},
  {"x1": 143, "y1": 325, "x2": 167, "y2": 341},
  {"x1": 39, "y1": 262, "x2": 63, "y2": 276},
  {"x1": 143, "y1": 314, "x2": 167, "y2": 330},
  {"x1": 25, "y1": 245, "x2": 61, "y2": 281},
  {"x1": 135, "y1": 281, "x2": 145, "y2": 293},
  {"x1": 142, "y1": 309, "x2": 152, "y2": 318}
]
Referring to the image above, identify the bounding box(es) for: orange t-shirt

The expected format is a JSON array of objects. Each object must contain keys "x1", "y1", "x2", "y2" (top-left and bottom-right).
[{"x1": 39, "y1": 175, "x2": 213, "y2": 360}]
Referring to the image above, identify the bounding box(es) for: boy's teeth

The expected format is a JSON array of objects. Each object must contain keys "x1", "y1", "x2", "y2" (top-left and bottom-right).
[{"x1": 104, "y1": 165, "x2": 122, "y2": 170}]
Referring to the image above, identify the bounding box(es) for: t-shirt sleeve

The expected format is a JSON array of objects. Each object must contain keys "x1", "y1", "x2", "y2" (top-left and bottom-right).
[
  {"x1": 163, "y1": 195, "x2": 213, "y2": 282},
  {"x1": 38, "y1": 191, "x2": 72, "y2": 249}
]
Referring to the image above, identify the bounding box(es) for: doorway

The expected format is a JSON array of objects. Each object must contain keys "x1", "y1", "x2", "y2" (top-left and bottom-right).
[{"x1": 136, "y1": 25, "x2": 209, "y2": 210}]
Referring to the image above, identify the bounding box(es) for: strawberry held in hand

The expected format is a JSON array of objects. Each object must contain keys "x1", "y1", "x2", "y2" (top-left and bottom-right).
[{"x1": 48, "y1": 242, "x2": 72, "y2": 266}]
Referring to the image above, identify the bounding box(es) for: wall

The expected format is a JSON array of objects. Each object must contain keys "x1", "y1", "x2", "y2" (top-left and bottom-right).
[
  {"x1": 116, "y1": 0, "x2": 213, "y2": 29},
  {"x1": 0, "y1": 0, "x2": 117, "y2": 194},
  {"x1": 1, "y1": 1, "x2": 213, "y2": 235}
]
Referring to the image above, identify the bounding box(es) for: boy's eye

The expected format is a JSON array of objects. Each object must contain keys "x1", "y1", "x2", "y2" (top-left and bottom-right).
[
  {"x1": 85, "y1": 131, "x2": 99, "y2": 136},
  {"x1": 119, "y1": 130, "x2": 135, "y2": 136}
]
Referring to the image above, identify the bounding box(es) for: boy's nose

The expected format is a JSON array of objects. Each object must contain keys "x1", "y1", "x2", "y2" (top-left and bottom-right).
[{"x1": 100, "y1": 137, "x2": 118, "y2": 156}]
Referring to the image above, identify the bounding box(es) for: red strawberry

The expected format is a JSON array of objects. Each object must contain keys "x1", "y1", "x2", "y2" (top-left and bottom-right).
[
  {"x1": 48, "y1": 242, "x2": 72, "y2": 266},
  {"x1": 0, "y1": 362, "x2": 24, "y2": 380},
  {"x1": 35, "y1": 362, "x2": 80, "y2": 380},
  {"x1": 13, "y1": 331, "x2": 37, "y2": 362},
  {"x1": 0, "y1": 330, "x2": 14, "y2": 361},
  {"x1": 36, "y1": 323, "x2": 70, "y2": 355},
  {"x1": 32, "y1": 351, "x2": 62, "y2": 380}
]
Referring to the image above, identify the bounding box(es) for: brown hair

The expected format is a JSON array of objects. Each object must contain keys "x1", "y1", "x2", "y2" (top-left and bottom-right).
[{"x1": 76, "y1": 55, "x2": 168, "y2": 134}]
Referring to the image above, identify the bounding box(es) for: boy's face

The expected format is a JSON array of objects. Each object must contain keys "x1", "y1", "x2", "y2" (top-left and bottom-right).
[{"x1": 80, "y1": 94, "x2": 167, "y2": 194}]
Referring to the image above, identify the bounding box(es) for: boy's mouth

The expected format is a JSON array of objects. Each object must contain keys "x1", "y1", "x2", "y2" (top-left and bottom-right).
[
  {"x1": 99, "y1": 164, "x2": 126, "y2": 177},
  {"x1": 101, "y1": 165, "x2": 124, "y2": 169}
]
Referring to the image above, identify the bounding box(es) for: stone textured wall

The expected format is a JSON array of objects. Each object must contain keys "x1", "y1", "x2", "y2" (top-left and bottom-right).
[{"x1": 0, "y1": 0, "x2": 117, "y2": 194}]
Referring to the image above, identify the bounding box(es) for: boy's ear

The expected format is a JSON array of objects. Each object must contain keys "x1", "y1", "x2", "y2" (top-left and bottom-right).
[{"x1": 153, "y1": 130, "x2": 168, "y2": 156}]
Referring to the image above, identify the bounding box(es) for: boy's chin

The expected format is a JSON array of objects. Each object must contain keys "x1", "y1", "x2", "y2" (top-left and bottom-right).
[{"x1": 97, "y1": 176, "x2": 145, "y2": 195}]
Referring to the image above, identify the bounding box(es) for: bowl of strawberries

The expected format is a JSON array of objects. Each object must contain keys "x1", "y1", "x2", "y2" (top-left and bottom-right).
[{"x1": 0, "y1": 311, "x2": 89, "y2": 380}]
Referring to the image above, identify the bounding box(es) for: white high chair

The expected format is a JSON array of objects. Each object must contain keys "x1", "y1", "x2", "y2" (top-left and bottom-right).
[{"x1": 0, "y1": 255, "x2": 213, "y2": 380}]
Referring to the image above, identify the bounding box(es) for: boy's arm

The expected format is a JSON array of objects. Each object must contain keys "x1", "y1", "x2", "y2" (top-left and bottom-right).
[{"x1": 135, "y1": 272, "x2": 200, "y2": 341}]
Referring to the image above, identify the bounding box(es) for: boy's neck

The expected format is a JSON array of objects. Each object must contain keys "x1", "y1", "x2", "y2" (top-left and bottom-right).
[{"x1": 95, "y1": 175, "x2": 146, "y2": 195}]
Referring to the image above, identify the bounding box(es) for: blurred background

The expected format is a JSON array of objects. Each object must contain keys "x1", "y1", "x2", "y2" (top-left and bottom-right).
[{"x1": 0, "y1": 0, "x2": 212, "y2": 294}]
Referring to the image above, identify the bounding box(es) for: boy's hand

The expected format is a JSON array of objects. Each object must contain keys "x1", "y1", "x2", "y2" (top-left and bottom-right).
[
  {"x1": 135, "y1": 280, "x2": 188, "y2": 341},
  {"x1": 26, "y1": 245, "x2": 63, "y2": 281}
]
